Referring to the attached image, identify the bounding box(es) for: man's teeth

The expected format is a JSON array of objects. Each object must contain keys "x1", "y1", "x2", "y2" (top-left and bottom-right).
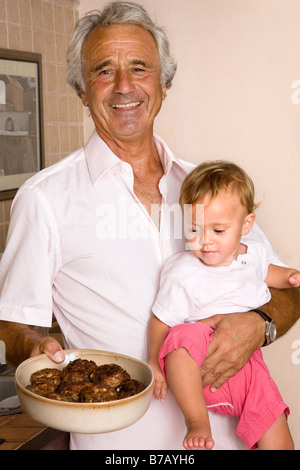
[{"x1": 112, "y1": 102, "x2": 141, "y2": 109}]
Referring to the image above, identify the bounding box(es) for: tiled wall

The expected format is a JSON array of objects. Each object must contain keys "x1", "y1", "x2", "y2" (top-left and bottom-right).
[{"x1": 0, "y1": 0, "x2": 84, "y2": 253}]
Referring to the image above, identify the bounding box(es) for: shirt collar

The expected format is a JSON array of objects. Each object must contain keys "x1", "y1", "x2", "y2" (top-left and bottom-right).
[
  {"x1": 84, "y1": 129, "x2": 190, "y2": 185},
  {"x1": 84, "y1": 130, "x2": 120, "y2": 185}
]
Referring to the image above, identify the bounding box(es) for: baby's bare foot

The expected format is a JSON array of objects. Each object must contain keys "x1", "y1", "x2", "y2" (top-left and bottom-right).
[{"x1": 183, "y1": 420, "x2": 214, "y2": 450}]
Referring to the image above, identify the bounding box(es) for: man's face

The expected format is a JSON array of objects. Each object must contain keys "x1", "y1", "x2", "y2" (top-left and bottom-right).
[{"x1": 80, "y1": 24, "x2": 167, "y2": 145}]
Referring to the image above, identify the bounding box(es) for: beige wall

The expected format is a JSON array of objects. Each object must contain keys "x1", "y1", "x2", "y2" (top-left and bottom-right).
[{"x1": 79, "y1": 0, "x2": 300, "y2": 449}]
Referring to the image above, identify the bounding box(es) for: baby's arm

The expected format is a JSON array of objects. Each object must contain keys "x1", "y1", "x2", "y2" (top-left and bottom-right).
[
  {"x1": 148, "y1": 314, "x2": 170, "y2": 401},
  {"x1": 265, "y1": 265, "x2": 300, "y2": 289}
]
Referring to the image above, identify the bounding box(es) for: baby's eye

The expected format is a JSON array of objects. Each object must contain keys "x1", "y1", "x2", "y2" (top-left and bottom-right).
[{"x1": 214, "y1": 229, "x2": 225, "y2": 233}]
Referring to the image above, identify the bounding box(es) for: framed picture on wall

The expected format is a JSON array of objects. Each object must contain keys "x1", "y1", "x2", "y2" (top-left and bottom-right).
[{"x1": 0, "y1": 49, "x2": 44, "y2": 201}]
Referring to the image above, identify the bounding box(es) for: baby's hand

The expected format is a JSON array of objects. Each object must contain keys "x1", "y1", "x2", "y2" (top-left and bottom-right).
[
  {"x1": 148, "y1": 359, "x2": 168, "y2": 401},
  {"x1": 289, "y1": 270, "x2": 300, "y2": 288}
]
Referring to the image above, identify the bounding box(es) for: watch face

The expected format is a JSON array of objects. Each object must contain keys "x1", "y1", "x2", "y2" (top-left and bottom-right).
[{"x1": 269, "y1": 322, "x2": 277, "y2": 343}]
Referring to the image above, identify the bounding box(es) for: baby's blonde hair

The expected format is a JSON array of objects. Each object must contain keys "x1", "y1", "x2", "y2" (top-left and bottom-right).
[{"x1": 180, "y1": 160, "x2": 259, "y2": 214}]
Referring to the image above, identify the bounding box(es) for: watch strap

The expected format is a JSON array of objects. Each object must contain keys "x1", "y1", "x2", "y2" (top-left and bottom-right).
[{"x1": 251, "y1": 308, "x2": 273, "y2": 323}]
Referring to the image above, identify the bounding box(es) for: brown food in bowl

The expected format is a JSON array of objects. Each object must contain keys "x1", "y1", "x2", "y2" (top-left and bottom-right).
[
  {"x1": 26, "y1": 359, "x2": 145, "y2": 403},
  {"x1": 30, "y1": 368, "x2": 62, "y2": 387},
  {"x1": 90, "y1": 363, "x2": 130, "y2": 387},
  {"x1": 80, "y1": 383, "x2": 118, "y2": 403},
  {"x1": 117, "y1": 379, "x2": 145, "y2": 399},
  {"x1": 57, "y1": 381, "x2": 94, "y2": 402},
  {"x1": 27, "y1": 381, "x2": 58, "y2": 397},
  {"x1": 61, "y1": 358, "x2": 97, "y2": 383}
]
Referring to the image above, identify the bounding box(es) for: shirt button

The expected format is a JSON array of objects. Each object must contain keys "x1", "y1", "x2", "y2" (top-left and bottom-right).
[{"x1": 241, "y1": 260, "x2": 247, "y2": 265}]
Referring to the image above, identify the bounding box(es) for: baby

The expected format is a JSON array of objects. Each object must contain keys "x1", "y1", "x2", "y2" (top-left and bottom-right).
[{"x1": 148, "y1": 161, "x2": 299, "y2": 450}]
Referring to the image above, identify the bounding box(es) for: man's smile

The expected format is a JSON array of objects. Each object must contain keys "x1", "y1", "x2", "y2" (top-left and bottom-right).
[{"x1": 111, "y1": 101, "x2": 142, "y2": 109}]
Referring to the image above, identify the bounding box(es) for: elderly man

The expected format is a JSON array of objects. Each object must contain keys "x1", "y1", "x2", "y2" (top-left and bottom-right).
[{"x1": 0, "y1": 2, "x2": 299, "y2": 450}]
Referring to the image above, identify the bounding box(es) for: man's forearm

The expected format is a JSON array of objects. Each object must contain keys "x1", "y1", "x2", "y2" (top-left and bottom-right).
[
  {"x1": 0, "y1": 320, "x2": 42, "y2": 366},
  {"x1": 261, "y1": 288, "x2": 300, "y2": 337},
  {"x1": 201, "y1": 287, "x2": 300, "y2": 390}
]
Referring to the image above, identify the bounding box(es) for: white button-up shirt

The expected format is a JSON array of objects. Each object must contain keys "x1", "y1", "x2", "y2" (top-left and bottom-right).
[{"x1": 1, "y1": 130, "x2": 278, "y2": 449}]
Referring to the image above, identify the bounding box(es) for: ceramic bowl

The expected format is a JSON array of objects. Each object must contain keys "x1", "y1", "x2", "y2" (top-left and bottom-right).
[{"x1": 15, "y1": 349, "x2": 154, "y2": 434}]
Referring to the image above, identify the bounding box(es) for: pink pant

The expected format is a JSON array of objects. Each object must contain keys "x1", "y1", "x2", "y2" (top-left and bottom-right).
[{"x1": 158, "y1": 322, "x2": 289, "y2": 449}]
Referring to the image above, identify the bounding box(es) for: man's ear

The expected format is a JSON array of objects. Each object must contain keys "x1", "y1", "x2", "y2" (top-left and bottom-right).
[
  {"x1": 79, "y1": 88, "x2": 89, "y2": 108},
  {"x1": 242, "y1": 212, "x2": 256, "y2": 236},
  {"x1": 161, "y1": 82, "x2": 167, "y2": 101}
]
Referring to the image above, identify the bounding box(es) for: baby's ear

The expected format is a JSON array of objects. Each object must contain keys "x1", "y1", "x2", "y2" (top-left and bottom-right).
[{"x1": 242, "y1": 213, "x2": 256, "y2": 236}]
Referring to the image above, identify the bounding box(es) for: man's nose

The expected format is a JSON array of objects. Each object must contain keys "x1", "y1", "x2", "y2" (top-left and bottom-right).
[{"x1": 113, "y1": 69, "x2": 135, "y2": 94}]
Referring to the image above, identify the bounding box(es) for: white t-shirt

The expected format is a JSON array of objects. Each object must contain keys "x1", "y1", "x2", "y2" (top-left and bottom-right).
[
  {"x1": 0, "y1": 130, "x2": 280, "y2": 450},
  {"x1": 152, "y1": 241, "x2": 272, "y2": 327}
]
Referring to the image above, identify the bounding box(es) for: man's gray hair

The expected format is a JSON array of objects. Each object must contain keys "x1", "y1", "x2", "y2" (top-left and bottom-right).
[{"x1": 67, "y1": 1, "x2": 177, "y2": 96}]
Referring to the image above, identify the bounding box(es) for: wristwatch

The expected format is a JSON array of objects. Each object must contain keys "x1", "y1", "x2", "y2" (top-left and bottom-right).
[{"x1": 251, "y1": 309, "x2": 277, "y2": 346}]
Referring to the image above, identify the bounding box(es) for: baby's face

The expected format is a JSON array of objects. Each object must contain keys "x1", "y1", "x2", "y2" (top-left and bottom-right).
[{"x1": 186, "y1": 188, "x2": 254, "y2": 267}]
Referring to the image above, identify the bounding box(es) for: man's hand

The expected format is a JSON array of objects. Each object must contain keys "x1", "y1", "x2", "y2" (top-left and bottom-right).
[
  {"x1": 199, "y1": 312, "x2": 265, "y2": 391},
  {"x1": 30, "y1": 336, "x2": 65, "y2": 363},
  {"x1": 0, "y1": 320, "x2": 65, "y2": 367}
]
